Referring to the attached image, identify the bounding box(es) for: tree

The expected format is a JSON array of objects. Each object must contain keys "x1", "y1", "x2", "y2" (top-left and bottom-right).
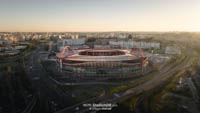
[{"x1": 86, "y1": 38, "x2": 96, "y2": 43}]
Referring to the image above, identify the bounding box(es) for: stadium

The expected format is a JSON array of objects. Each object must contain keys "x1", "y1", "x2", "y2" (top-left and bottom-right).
[{"x1": 56, "y1": 46, "x2": 148, "y2": 79}]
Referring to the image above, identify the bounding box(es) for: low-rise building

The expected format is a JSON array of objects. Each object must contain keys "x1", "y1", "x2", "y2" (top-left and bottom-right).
[
  {"x1": 0, "y1": 40, "x2": 3, "y2": 45},
  {"x1": 14, "y1": 45, "x2": 27, "y2": 50},
  {"x1": 165, "y1": 46, "x2": 181, "y2": 55},
  {"x1": 109, "y1": 40, "x2": 160, "y2": 49},
  {"x1": 57, "y1": 38, "x2": 86, "y2": 51},
  {"x1": 5, "y1": 50, "x2": 20, "y2": 56}
]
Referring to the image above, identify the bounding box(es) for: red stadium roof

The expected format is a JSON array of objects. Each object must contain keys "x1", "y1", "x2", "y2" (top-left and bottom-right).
[{"x1": 56, "y1": 46, "x2": 146, "y2": 62}]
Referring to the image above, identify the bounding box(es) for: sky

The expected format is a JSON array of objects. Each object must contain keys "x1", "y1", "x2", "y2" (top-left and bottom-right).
[{"x1": 0, "y1": 0, "x2": 200, "y2": 32}]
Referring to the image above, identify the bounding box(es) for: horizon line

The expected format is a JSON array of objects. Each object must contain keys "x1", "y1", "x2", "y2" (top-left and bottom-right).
[{"x1": 1, "y1": 30, "x2": 200, "y2": 33}]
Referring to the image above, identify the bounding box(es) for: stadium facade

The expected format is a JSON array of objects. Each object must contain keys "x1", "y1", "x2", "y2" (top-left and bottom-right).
[{"x1": 56, "y1": 46, "x2": 148, "y2": 79}]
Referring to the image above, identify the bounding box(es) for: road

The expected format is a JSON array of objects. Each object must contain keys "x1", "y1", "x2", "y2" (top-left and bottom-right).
[
  {"x1": 55, "y1": 54, "x2": 192, "y2": 113},
  {"x1": 26, "y1": 45, "x2": 76, "y2": 113},
  {"x1": 83, "y1": 57, "x2": 192, "y2": 113},
  {"x1": 187, "y1": 78, "x2": 199, "y2": 103}
]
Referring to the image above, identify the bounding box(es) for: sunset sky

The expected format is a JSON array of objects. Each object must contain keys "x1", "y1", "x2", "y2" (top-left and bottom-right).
[{"x1": 0, "y1": 0, "x2": 200, "y2": 32}]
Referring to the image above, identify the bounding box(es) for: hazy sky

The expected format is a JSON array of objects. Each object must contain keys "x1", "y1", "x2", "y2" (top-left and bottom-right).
[{"x1": 0, "y1": 0, "x2": 200, "y2": 32}]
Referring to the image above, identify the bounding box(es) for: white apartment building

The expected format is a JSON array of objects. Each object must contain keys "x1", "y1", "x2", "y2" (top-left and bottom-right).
[
  {"x1": 165, "y1": 46, "x2": 181, "y2": 55},
  {"x1": 109, "y1": 40, "x2": 160, "y2": 49},
  {"x1": 57, "y1": 38, "x2": 86, "y2": 51}
]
